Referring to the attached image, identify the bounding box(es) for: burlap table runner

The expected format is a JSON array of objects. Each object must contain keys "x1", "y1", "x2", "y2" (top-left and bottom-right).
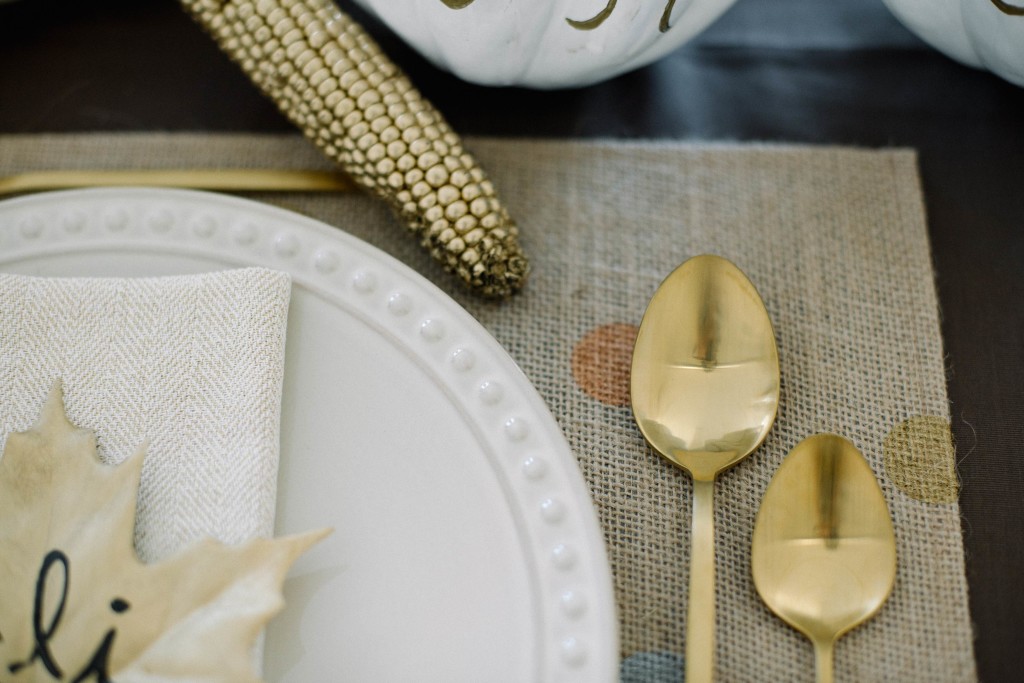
[{"x1": 0, "y1": 134, "x2": 975, "y2": 682}]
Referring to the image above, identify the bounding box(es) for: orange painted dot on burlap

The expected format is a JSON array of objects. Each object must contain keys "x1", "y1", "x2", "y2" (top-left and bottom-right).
[{"x1": 571, "y1": 323, "x2": 639, "y2": 407}]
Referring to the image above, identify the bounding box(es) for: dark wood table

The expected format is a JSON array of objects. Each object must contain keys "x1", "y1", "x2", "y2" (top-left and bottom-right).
[{"x1": 2, "y1": 1, "x2": 1021, "y2": 679}]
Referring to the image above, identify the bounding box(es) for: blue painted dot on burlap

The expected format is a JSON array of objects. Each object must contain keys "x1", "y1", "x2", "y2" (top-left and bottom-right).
[{"x1": 620, "y1": 651, "x2": 684, "y2": 682}]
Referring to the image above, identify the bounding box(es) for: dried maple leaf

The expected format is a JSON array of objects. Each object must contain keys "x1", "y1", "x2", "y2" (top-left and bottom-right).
[{"x1": 0, "y1": 384, "x2": 328, "y2": 682}]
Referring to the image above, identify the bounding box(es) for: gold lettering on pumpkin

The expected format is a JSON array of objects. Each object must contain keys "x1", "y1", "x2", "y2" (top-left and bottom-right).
[
  {"x1": 565, "y1": 0, "x2": 679, "y2": 32},
  {"x1": 990, "y1": 0, "x2": 1024, "y2": 14},
  {"x1": 659, "y1": 0, "x2": 677, "y2": 32},
  {"x1": 566, "y1": 0, "x2": 617, "y2": 30}
]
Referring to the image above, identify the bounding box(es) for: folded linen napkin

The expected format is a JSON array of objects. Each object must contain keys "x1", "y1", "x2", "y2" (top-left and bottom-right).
[{"x1": 0, "y1": 267, "x2": 291, "y2": 563}]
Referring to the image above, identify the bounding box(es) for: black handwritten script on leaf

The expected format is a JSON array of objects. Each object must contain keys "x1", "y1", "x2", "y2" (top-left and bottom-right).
[
  {"x1": 5, "y1": 551, "x2": 122, "y2": 682},
  {"x1": 0, "y1": 384, "x2": 327, "y2": 682}
]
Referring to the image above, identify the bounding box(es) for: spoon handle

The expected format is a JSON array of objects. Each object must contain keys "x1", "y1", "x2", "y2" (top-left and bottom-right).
[
  {"x1": 686, "y1": 476, "x2": 716, "y2": 683},
  {"x1": 813, "y1": 638, "x2": 835, "y2": 683}
]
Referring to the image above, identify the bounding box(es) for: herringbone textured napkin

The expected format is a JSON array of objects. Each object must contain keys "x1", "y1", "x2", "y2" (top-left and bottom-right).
[{"x1": 0, "y1": 267, "x2": 291, "y2": 563}]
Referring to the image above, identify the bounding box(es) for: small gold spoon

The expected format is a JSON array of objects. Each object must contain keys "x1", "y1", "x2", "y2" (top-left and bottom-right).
[
  {"x1": 751, "y1": 434, "x2": 896, "y2": 683},
  {"x1": 631, "y1": 254, "x2": 780, "y2": 682}
]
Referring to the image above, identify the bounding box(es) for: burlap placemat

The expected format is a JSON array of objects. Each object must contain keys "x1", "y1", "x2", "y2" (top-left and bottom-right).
[{"x1": 0, "y1": 133, "x2": 975, "y2": 681}]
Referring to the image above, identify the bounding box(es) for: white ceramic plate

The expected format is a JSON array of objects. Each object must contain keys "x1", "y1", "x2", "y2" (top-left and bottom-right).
[{"x1": 0, "y1": 188, "x2": 617, "y2": 683}]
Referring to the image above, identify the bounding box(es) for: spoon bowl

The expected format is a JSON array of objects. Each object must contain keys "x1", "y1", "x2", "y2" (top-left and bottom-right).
[
  {"x1": 751, "y1": 433, "x2": 896, "y2": 683},
  {"x1": 631, "y1": 254, "x2": 780, "y2": 681}
]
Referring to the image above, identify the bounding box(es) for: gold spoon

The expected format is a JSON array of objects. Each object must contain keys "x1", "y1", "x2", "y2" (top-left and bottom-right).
[
  {"x1": 631, "y1": 254, "x2": 780, "y2": 682},
  {"x1": 751, "y1": 434, "x2": 896, "y2": 683}
]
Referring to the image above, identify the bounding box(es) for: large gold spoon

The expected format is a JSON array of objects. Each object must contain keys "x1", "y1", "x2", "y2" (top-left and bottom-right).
[
  {"x1": 631, "y1": 254, "x2": 780, "y2": 682},
  {"x1": 752, "y1": 434, "x2": 896, "y2": 683}
]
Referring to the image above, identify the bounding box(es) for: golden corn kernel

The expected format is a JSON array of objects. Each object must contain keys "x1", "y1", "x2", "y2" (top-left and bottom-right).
[{"x1": 182, "y1": 0, "x2": 528, "y2": 297}]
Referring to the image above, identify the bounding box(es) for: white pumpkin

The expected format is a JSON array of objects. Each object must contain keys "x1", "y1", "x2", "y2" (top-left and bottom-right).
[
  {"x1": 881, "y1": 0, "x2": 1024, "y2": 86},
  {"x1": 351, "y1": 0, "x2": 740, "y2": 89}
]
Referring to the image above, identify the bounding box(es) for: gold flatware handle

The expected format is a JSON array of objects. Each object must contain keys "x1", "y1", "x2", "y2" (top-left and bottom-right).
[
  {"x1": 0, "y1": 169, "x2": 355, "y2": 195},
  {"x1": 687, "y1": 477, "x2": 716, "y2": 683}
]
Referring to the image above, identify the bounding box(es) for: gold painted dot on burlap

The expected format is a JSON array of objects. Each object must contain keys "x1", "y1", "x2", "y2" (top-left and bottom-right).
[
  {"x1": 571, "y1": 323, "x2": 639, "y2": 407},
  {"x1": 883, "y1": 415, "x2": 958, "y2": 503}
]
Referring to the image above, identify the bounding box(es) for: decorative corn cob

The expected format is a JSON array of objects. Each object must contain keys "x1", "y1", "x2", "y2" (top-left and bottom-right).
[{"x1": 180, "y1": 0, "x2": 528, "y2": 298}]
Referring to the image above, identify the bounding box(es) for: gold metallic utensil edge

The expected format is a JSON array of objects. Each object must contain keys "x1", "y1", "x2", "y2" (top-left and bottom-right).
[
  {"x1": 630, "y1": 254, "x2": 781, "y2": 683},
  {"x1": 751, "y1": 433, "x2": 897, "y2": 683},
  {"x1": 0, "y1": 169, "x2": 354, "y2": 195}
]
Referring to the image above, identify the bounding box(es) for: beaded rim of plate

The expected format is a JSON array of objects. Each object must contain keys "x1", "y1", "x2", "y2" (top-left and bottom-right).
[
  {"x1": 0, "y1": 186, "x2": 618, "y2": 680},
  {"x1": 181, "y1": 0, "x2": 529, "y2": 298}
]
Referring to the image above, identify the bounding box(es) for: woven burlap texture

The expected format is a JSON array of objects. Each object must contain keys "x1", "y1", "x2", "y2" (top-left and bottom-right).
[
  {"x1": 0, "y1": 134, "x2": 975, "y2": 681},
  {"x1": 0, "y1": 267, "x2": 291, "y2": 563}
]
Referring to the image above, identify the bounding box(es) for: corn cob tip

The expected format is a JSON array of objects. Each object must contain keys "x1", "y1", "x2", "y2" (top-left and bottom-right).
[
  {"x1": 477, "y1": 239, "x2": 529, "y2": 298},
  {"x1": 181, "y1": 0, "x2": 530, "y2": 297}
]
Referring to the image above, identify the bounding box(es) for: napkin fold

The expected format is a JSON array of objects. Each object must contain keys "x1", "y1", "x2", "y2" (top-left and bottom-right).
[{"x1": 0, "y1": 267, "x2": 291, "y2": 562}]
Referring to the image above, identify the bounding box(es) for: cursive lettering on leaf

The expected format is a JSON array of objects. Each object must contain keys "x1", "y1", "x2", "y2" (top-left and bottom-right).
[
  {"x1": 4, "y1": 550, "x2": 123, "y2": 682},
  {"x1": 7, "y1": 550, "x2": 68, "y2": 678},
  {"x1": 68, "y1": 629, "x2": 116, "y2": 683}
]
